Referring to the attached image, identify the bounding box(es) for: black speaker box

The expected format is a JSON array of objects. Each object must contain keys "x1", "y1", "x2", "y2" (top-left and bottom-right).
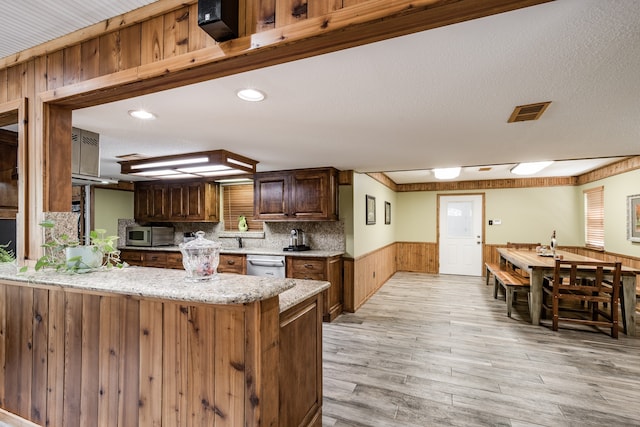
[{"x1": 198, "y1": 0, "x2": 239, "y2": 42}]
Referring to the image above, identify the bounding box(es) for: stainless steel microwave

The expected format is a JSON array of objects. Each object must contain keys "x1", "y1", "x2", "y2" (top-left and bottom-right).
[{"x1": 125, "y1": 226, "x2": 174, "y2": 247}]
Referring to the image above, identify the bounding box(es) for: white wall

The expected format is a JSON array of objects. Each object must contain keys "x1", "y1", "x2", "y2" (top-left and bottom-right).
[
  {"x1": 94, "y1": 188, "x2": 134, "y2": 239},
  {"x1": 352, "y1": 173, "x2": 396, "y2": 257}
]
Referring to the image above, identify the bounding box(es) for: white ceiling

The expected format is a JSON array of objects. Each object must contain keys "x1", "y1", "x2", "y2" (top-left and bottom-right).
[{"x1": 4, "y1": 0, "x2": 640, "y2": 184}]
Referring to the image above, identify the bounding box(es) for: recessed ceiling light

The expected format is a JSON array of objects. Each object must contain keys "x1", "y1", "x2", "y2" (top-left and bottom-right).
[
  {"x1": 237, "y1": 88, "x2": 265, "y2": 102},
  {"x1": 128, "y1": 109, "x2": 156, "y2": 120},
  {"x1": 511, "y1": 161, "x2": 553, "y2": 176},
  {"x1": 433, "y1": 167, "x2": 461, "y2": 180}
]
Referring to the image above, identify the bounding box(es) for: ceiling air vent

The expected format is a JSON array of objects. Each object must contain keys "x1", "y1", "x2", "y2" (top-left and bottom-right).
[{"x1": 507, "y1": 101, "x2": 551, "y2": 123}]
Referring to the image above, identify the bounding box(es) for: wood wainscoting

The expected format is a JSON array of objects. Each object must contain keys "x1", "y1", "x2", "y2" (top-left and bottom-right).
[
  {"x1": 396, "y1": 242, "x2": 438, "y2": 274},
  {"x1": 348, "y1": 244, "x2": 397, "y2": 312}
]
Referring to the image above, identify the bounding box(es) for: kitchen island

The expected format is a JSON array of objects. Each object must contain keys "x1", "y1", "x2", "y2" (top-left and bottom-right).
[{"x1": 0, "y1": 262, "x2": 328, "y2": 426}]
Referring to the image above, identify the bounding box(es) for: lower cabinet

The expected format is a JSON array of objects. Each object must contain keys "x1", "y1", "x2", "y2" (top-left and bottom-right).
[
  {"x1": 279, "y1": 292, "x2": 323, "y2": 426},
  {"x1": 287, "y1": 255, "x2": 343, "y2": 322},
  {"x1": 218, "y1": 253, "x2": 246, "y2": 274},
  {"x1": 120, "y1": 249, "x2": 183, "y2": 269}
]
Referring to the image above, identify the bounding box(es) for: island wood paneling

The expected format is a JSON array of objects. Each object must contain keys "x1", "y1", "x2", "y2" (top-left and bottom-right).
[{"x1": 0, "y1": 280, "x2": 282, "y2": 426}]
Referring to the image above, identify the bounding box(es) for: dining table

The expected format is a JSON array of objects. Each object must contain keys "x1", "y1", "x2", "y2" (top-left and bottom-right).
[{"x1": 497, "y1": 248, "x2": 639, "y2": 336}]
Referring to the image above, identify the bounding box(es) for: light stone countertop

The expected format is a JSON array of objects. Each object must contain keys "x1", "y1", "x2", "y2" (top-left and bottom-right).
[
  {"x1": 119, "y1": 245, "x2": 344, "y2": 258},
  {"x1": 0, "y1": 263, "x2": 328, "y2": 312}
]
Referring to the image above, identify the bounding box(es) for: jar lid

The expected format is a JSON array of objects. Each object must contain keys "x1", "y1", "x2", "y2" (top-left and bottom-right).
[{"x1": 178, "y1": 231, "x2": 221, "y2": 251}]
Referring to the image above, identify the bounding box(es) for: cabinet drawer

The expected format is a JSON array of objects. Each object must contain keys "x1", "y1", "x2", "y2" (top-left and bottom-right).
[
  {"x1": 218, "y1": 254, "x2": 246, "y2": 274},
  {"x1": 166, "y1": 252, "x2": 183, "y2": 269},
  {"x1": 120, "y1": 250, "x2": 144, "y2": 266},
  {"x1": 143, "y1": 252, "x2": 167, "y2": 268},
  {"x1": 289, "y1": 258, "x2": 326, "y2": 279}
]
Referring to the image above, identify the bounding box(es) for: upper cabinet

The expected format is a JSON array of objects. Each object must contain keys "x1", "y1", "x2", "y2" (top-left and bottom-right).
[
  {"x1": 254, "y1": 167, "x2": 338, "y2": 221},
  {"x1": 135, "y1": 180, "x2": 219, "y2": 223}
]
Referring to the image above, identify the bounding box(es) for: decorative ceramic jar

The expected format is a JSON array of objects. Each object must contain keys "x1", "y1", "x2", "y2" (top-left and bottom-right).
[{"x1": 179, "y1": 231, "x2": 221, "y2": 281}]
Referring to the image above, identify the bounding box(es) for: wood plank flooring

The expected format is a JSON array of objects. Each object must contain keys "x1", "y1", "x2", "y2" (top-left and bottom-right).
[{"x1": 322, "y1": 272, "x2": 640, "y2": 426}]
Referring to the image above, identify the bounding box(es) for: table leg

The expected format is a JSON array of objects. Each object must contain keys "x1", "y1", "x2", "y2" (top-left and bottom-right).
[
  {"x1": 529, "y1": 269, "x2": 543, "y2": 326},
  {"x1": 622, "y1": 276, "x2": 636, "y2": 336}
]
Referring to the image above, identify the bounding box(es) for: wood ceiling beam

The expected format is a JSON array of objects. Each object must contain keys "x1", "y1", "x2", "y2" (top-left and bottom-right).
[{"x1": 43, "y1": 0, "x2": 552, "y2": 109}]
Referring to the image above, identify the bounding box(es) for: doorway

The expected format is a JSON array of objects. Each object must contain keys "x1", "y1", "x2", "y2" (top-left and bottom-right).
[{"x1": 438, "y1": 194, "x2": 484, "y2": 276}]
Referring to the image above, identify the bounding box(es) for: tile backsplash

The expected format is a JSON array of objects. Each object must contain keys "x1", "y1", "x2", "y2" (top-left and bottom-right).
[{"x1": 118, "y1": 219, "x2": 345, "y2": 252}]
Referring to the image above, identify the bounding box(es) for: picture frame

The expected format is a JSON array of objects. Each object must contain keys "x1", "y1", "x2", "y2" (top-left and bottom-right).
[
  {"x1": 385, "y1": 201, "x2": 391, "y2": 225},
  {"x1": 366, "y1": 195, "x2": 376, "y2": 225},
  {"x1": 628, "y1": 194, "x2": 640, "y2": 242}
]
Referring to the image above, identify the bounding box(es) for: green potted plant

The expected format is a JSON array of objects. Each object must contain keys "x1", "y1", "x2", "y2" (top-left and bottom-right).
[{"x1": 31, "y1": 220, "x2": 123, "y2": 272}]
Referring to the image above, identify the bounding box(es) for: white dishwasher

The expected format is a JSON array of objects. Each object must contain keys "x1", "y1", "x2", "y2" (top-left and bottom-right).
[{"x1": 246, "y1": 254, "x2": 286, "y2": 278}]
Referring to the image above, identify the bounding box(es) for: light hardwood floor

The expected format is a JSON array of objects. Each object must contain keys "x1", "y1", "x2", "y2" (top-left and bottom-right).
[{"x1": 322, "y1": 272, "x2": 640, "y2": 426}]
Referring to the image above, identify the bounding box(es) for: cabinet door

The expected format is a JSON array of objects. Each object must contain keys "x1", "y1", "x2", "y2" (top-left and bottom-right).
[
  {"x1": 168, "y1": 184, "x2": 185, "y2": 219},
  {"x1": 218, "y1": 254, "x2": 246, "y2": 274},
  {"x1": 134, "y1": 184, "x2": 153, "y2": 221},
  {"x1": 290, "y1": 168, "x2": 338, "y2": 220},
  {"x1": 254, "y1": 173, "x2": 290, "y2": 220},
  {"x1": 120, "y1": 249, "x2": 144, "y2": 266},
  {"x1": 325, "y1": 256, "x2": 344, "y2": 322},
  {"x1": 150, "y1": 184, "x2": 169, "y2": 220},
  {"x1": 135, "y1": 183, "x2": 169, "y2": 221},
  {"x1": 182, "y1": 181, "x2": 205, "y2": 221}
]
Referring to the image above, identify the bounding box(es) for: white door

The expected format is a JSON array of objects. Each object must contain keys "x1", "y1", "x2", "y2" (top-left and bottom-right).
[{"x1": 439, "y1": 195, "x2": 483, "y2": 276}]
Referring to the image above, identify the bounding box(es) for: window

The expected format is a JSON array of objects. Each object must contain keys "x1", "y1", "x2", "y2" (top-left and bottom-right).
[
  {"x1": 222, "y1": 183, "x2": 263, "y2": 232},
  {"x1": 584, "y1": 186, "x2": 604, "y2": 250}
]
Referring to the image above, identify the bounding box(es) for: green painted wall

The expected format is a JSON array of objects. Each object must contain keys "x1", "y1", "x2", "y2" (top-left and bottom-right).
[
  {"x1": 94, "y1": 188, "x2": 134, "y2": 238},
  {"x1": 355, "y1": 167, "x2": 640, "y2": 259}
]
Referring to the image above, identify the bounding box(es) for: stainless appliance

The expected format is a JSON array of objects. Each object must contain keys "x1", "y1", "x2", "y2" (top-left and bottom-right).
[
  {"x1": 246, "y1": 254, "x2": 285, "y2": 278},
  {"x1": 125, "y1": 226, "x2": 174, "y2": 247},
  {"x1": 284, "y1": 228, "x2": 310, "y2": 251}
]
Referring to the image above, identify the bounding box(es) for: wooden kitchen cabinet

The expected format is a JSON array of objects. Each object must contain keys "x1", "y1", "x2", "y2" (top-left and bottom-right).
[
  {"x1": 120, "y1": 249, "x2": 182, "y2": 269},
  {"x1": 217, "y1": 253, "x2": 246, "y2": 274},
  {"x1": 134, "y1": 182, "x2": 168, "y2": 221},
  {"x1": 254, "y1": 167, "x2": 338, "y2": 221},
  {"x1": 135, "y1": 180, "x2": 220, "y2": 222},
  {"x1": 287, "y1": 255, "x2": 343, "y2": 322}
]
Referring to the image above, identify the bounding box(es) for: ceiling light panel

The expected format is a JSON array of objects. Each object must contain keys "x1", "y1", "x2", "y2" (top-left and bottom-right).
[{"x1": 511, "y1": 161, "x2": 553, "y2": 175}]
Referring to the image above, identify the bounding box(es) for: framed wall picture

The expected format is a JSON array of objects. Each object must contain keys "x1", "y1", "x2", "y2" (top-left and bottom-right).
[
  {"x1": 366, "y1": 195, "x2": 376, "y2": 225},
  {"x1": 628, "y1": 194, "x2": 640, "y2": 242},
  {"x1": 385, "y1": 201, "x2": 391, "y2": 225}
]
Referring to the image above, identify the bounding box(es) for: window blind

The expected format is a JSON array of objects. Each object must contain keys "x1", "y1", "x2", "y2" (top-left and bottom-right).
[
  {"x1": 584, "y1": 186, "x2": 604, "y2": 249},
  {"x1": 223, "y1": 184, "x2": 263, "y2": 232}
]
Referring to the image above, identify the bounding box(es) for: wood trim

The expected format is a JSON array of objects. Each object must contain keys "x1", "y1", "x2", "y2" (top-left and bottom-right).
[
  {"x1": 342, "y1": 257, "x2": 355, "y2": 312},
  {"x1": 366, "y1": 172, "x2": 398, "y2": 191},
  {"x1": 397, "y1": 176, "x2": 576, "y2": 192},
  {"x1": 396, "y1": 242, "x2": 438, "y2": 273},
  {"x1": 338, "y1": 170, "x2": 353, "y2": 186},
  {"x1": 352, "y1": 243, "x2": 396, "y2": 311},
  {"x1": 576, "y1": 156, "x2": 640, "y2": 185}
]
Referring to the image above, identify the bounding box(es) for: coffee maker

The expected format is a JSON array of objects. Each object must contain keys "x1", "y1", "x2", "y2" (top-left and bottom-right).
[{"x1": 284, "y1": 228, "x2": 310, "y2": 251}]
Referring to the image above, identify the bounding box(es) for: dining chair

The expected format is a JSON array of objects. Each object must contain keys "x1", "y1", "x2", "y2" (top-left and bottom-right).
[{"x1": 542, "y1": 260, "x2": 622, "y2": 338}]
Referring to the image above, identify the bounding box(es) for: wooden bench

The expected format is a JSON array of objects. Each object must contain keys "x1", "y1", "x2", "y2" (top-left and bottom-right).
[
  {"x1": 485, "y1": 262, "x2": 530, "y2": 317},
  {"x1": 0, "y1": 408, "x2": 41, "y2": 427}
]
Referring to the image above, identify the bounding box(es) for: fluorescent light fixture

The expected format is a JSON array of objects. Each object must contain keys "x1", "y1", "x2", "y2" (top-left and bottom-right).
[
  {"x1": 511, "y1": 161, "x2": 553, "y2": 176},
  {"x1": 237, "y1": 88, "x2": 265, "y2": 102},
  {"x1": 433, "y1": 167, "x2": 461, "y2": 180},
  {"x1": 119, "y1": 150, "x2": 258, "y2": 180},
  {"x1": 215, "y1": 178, "x2": 253, "y2": 184},
  {"x1": 128, "y1": 109, "x2": 156, "y2": 120}
]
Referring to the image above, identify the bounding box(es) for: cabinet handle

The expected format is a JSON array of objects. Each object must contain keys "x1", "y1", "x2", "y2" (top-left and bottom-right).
[
  {"x1": 227, "y1": 260, "x2": 235, "y2": 265},
  {"x1": 304, "y1": 264, "x2": 314, "y2": 269},
  {"x1": 151, "y1": 256, "x2": 158, "y2": 261}
]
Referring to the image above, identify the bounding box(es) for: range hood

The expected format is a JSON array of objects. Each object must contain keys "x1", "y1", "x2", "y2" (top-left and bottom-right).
[{"x1": 71, "y1": 127, "x2": 117, "y2": 185}]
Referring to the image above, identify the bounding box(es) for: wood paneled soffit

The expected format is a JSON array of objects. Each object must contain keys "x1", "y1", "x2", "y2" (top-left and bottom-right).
[
  {"x1": 0, "y1": 0, "x2": 193, "y2": 69},
  {"x1": 40, "y1": 0, "x2": 550, "y2": 109}
]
